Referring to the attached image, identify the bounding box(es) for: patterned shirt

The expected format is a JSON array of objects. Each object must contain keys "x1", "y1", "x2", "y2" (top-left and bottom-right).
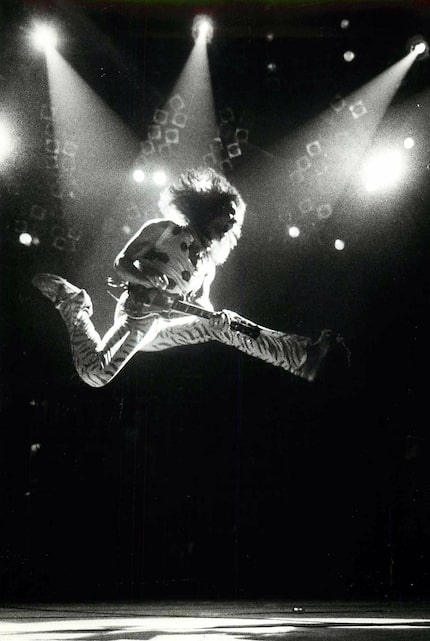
[{"x1": 133, "y1": 219, "x2": 213, "y2": 299}]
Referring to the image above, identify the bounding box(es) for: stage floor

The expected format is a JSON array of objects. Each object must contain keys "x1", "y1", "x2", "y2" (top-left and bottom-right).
[{"x1": 0, "y1": 600, "x2": 429, "y2": 640}]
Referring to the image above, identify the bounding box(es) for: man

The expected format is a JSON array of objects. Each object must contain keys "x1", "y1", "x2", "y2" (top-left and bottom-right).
[{"x1": 32, "y1": 167, "x2": 343, "y2": 388}]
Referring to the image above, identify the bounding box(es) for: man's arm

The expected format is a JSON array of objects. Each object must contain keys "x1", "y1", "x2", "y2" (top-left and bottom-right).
[
  {"x1": 193, "y1": 262, "x2": 216, "y2": 311},
  {"x1": 114, "y1": 219, "x2": 170, "y2": 289}
]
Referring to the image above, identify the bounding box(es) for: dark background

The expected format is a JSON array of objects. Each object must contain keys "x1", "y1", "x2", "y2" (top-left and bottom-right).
[{"x1": 1, "y1": 0, "x2": 430, "y2": 602}]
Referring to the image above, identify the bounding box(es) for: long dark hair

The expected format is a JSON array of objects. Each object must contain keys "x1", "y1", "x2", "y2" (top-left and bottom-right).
[{"x1": 158, "y1": 167, "x2": 246, "y2": 264}]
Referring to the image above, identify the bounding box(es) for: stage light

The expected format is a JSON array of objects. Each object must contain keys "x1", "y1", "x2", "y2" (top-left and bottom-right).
[
  {"x1": 0, "y1": 122, "x2": 13, "y2": 162},
  {"x1": 32, "y1": 23, "x2": 58, "y2": 52},
  {"x1": 340, "y1": 19, "x2": 350, "y2": 30},
  {"x1": 227, "y1": 143, "x2": 241, "y2": 158},
  {"x1": 316, "y1": 203, "x2": 332, "y2": 220},
  {"x1": 288, "y1": 226, "x2": 300, "y2": 238},
  {"x1": 154, "y1": 109, "x2": 168, "y2": 125},
  {"x1": 235, "y1": 128, "x2": 249, "y2": 144},
  {"x1": 192, "y1": 15, "x2": 214, "y2": 43},
  {"x1": 413, "y1": 42, "x2": 426, "y2": 55},
  {"x1": 403, "y1": 137, "x2": 415, "y2": 149},
  {"x1": 141, "y1": 140, "x2": 155, "y2": 157},
  {"x1": 152, "y1": 170, "x2": 167, "y2": 186},
  {"x1": 133, "y1": 169, "x2": 145, "y2": 183},
  {"x1": 171, "y1": 113, "x2": 187, "y2": 128},
  {"x1": 407, "y1": 35, "x2": 429, "y2": 60},
  {"x1": 203, "y1": 153, "x2": 217, "y2": 168},
  {"x1": 18, "y1": 232, "x2": 33, "y2": 246},
  {"x1": 266, "y1": 33, "x2": 275, "y2": 41},
  {"x1": 334, "y1": 239, "x2": 345, "y2": 251},
  {"x1": 148, "y1": 125, "x2": 162, "y2": 141},
  {"x1": 343, "y1": 51, "x2": 355, "y2": 62},
  {"x1": 362, "y1": 149, "x2": 403, "y2": 193},
  {"x1": 165, "y1": 128, "x2": 179, "y2": 144},
  {"x1": 169, "y1": 94, "x2": 185, "y2": 112}
]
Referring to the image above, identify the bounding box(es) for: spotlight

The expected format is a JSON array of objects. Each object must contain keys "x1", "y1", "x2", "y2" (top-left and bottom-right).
[
  {"x1": 18, "y1": 232, "x2": 33, "y2": 247},
  {"x1": 32, "y1": 23, "x2": 59, "y2": 52},
  {"x1": 152, "y1": 170, "x2": 167, "y2": 186},
  {"x1": 343, "y1": 50, "x2": 355, "y2": 62},
  {"x1": 288, "y1": 226, "x2": 300, "y2": 238},
  {"x1": 413, "y1": 42, "x2": 427, "y2": 55},
  {"x1": 362, "y1": 149, "x2": 403, "y2": 193},
  {"x1": 334, "y1": 239, "x2": 345, "y2": 251},
  {"x1": 407, "y1": 35, "x2": 429, "y2": 60},
  {"x1": 192, "y1": 15, "x2": 214, "y2": 44},
  {"x1": 133, "y1": 169, "x2": 145, "y2": 183}
]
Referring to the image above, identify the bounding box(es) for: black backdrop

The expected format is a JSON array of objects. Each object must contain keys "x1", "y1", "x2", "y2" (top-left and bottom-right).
[{"x1": 1, "y1": 0, "x2": 430, "y2": 602}]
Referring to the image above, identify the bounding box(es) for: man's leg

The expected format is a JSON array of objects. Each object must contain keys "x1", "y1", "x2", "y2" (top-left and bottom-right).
[
  {"x1": 144, "y1": 310, "x2": 335, "y2": 382},
  {"x1": 33, "y1": 274, "x2": 344, "y2": 385},
  {"x1": 33, "y1": 274, "x2": 163, "y2": 388}
]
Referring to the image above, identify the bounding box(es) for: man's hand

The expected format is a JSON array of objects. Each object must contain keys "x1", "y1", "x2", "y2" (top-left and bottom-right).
[
  {"x1": 137, "y1": 267, "x2": 169, "y2": 290},
  {"x1": 209, "y1": 310, "x2": 233, "y2": 331}
]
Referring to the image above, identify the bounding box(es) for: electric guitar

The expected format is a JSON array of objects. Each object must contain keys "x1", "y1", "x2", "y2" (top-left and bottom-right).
[{"x1": 124, "y1": 284, "x2": 261, "y2": 339}]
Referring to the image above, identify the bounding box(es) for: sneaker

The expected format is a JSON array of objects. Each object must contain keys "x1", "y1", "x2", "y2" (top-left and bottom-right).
[
  {"x1": 32, "y1": 273, "x2": 83, "y2": 309},
  {"x1": 298, "y1": 329, "x2": 350, "y2": 382}
]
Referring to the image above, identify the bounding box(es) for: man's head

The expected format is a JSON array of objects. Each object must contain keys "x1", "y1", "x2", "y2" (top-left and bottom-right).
[{"x1": 159, "y1": 167, "x2": 246, "y2": 261}]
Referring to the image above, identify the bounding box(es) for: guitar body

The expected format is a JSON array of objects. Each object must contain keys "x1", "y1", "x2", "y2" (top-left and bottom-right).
[
  {"x1": 124, "y1": 284, "x2": 260, "y2": 339},
  {"x1": 124, "y1": 285, "x2": 184, "y2": 319}
]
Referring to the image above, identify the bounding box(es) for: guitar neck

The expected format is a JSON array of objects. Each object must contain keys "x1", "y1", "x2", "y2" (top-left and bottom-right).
[
  {"x1": 126, "y1": 285, "x2": 260, "y2": 340},
  {"x1": 171, "y1": 299, "x2": 214, "y2": 319},
  {"x1": 171, "y1": 298, "x2": 260, "y2": 339}
]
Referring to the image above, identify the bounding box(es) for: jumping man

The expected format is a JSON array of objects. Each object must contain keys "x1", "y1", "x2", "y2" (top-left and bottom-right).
[{"x1": 33, "y1": 167, "x2": 343, "y2": 388}]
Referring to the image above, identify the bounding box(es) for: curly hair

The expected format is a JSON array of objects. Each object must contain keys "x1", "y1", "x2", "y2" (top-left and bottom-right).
[{"x1": 158, "y1": 167, "x2": 246, "y2": 263}]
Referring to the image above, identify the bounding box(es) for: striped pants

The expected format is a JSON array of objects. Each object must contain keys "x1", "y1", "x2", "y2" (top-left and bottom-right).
[{"x1": 58, "y1": 290, "x2": 312, "y2": 388}]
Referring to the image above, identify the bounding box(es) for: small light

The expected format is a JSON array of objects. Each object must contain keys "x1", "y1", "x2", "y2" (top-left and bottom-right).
[
  {"x1": 343, "y1": 50, "x2": 355, "y2": 62},
  {"x1": 404, "y1": 137, "x2": 415, "y2": 150},
  {"x1": 288, "y1": 226, "x2": 300, "y2": 238},
  {"x1": 335, "y1": 239, "x2": 345, "y2": 251},
  {"x1": 267, "y1": 62, "x2": 277, "y2": 72},
  {"x1": 152, "y1": 170, "x2": 167, "y2": 186},
  {"x1": 133, "y1": 169, "x2": 145, "y2": 183},
  {"x1": 122, "y1": 225, "x2": 131, "y2": 235},
  {"x1": 340, "y1": 19, "x2": 350, "y2": 29},
  {"x1": 266, "y1": 33, "x2": 274, "y2": 41},
  {"x1": 19, "y1": 232, "x2": 33, "y2": 246},
  {"x1": 32, "y1": 23, "x2": 58, "y2": 52}
]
